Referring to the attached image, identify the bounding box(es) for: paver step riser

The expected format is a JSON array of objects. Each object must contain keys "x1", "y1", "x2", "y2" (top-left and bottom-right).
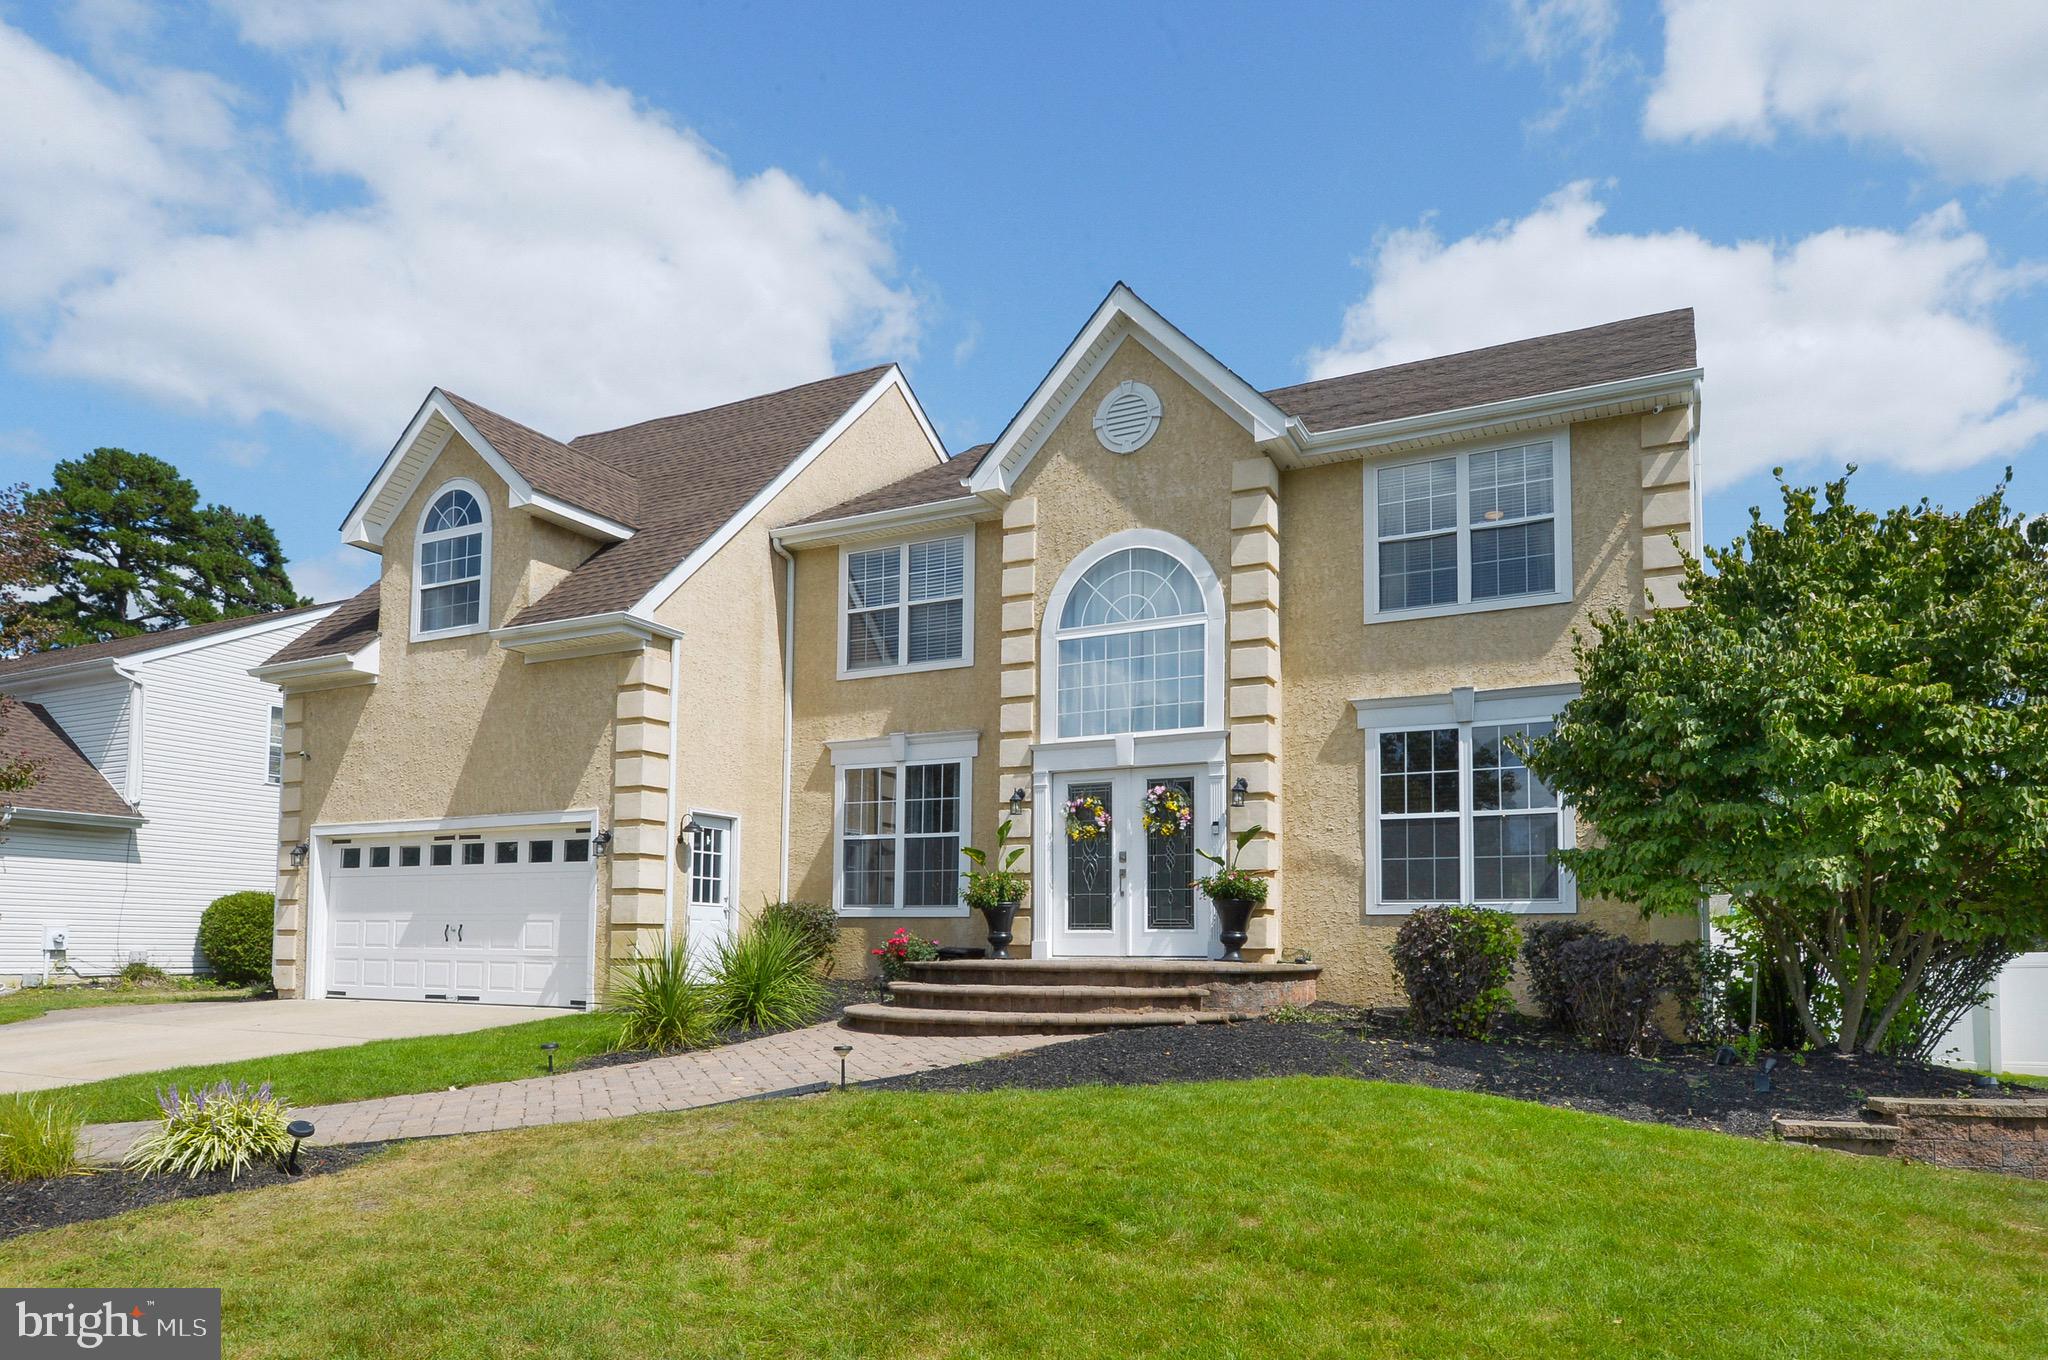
[
  {"x1": 841, "y1": 1003, "x2": 1247, "y2": 1037},
  {"x1": 901, "y1": 960, "x2": 1320, "y2": 993},
  {"x1": 883, "y1": 982, "x2": 1209, "y2": 1014}
]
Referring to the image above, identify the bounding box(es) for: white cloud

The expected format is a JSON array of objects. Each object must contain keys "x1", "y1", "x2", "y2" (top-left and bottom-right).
[
  {"x1": 212, "y1": 0, "x2": 549, "y2": 59},
  {"x1": 1308, "y1": 183, "x2": 2048, "y2": 485},
  {"x1": 0, "y1": 24, "x2": 919, "y2": 448},
  {"x1": 1505, "y1": 0, "x2": 1625, "y2": 130},
  {"x1": 1645, "y1": 0, "x2": 2048, "y2": 183},
  {"x1": 288, "y1": 546, "x2": 379, "y2": 604}
]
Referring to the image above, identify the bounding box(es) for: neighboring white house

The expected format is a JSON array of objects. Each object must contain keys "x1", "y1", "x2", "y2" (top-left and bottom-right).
[
  {"x1": 1936, "y1": 953, "x2": 2048, "y2": 1078},
  {"x1": 0, "y1": 604, "x2": 335, "y2": 984}
]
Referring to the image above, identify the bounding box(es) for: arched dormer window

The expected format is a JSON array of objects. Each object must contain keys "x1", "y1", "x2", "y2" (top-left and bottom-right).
[
  {"x1": 414, "y1": 481, "x2": 489, "y2": 639},
  {"x1": 1046, "y1": 531, "x2": 1223, "y2": 739}
]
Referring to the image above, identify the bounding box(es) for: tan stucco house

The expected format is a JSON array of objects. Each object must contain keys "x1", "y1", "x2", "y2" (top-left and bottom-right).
[{"x1": 261, "y1": 286, "x2": 1701, "y2": 1009}]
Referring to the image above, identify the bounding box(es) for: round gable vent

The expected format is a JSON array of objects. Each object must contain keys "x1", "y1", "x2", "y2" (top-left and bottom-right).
[{"x1": 1093, "y1": 380, "x2": 1162, "y2": 454}]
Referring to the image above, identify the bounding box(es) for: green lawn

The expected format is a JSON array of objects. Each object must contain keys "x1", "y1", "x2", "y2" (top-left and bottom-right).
[
  {"x1": 56, "y1": 1011, "x2": 621, "y2": 1124},
  {"x1": 1996, "y1": 1071, "x2": 2048, "y2": 1089},
  {"x1": 0, "y1": 980, "x2": 254, "y2": 1026},
  {"x1": 9, "y1": 1078, "x2": 2045, "y2": 1359}
]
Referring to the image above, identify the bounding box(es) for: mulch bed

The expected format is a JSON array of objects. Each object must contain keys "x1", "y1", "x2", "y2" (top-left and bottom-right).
[
  {"x1": 568, "y1": 978, "x2": 871, "y2": 1072},
  {"x1": 867, "y1": 1009, "x2": 2020, "y2": 1139},
  {"x1": 0, "y1": 1142, "x2": 391, "y2": 1241}
]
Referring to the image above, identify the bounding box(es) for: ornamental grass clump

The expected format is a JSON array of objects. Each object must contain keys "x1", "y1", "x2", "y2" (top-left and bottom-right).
[
  {"x1": 609, "y1": 942, "x2": 717, "y2": 1053},
  {"x1": 1390, "y1": 906, "x2": 1519, "y2": 1040},
  {"x1": 709, "y1": 916, "x2": 828, "y2": 1032},
  {"x1": 0, "y1": 1092, "x2": 84, "y2": 1182},
  {"x1": 126, "y1": 1080, "x2": 293, "y2": 1180}
]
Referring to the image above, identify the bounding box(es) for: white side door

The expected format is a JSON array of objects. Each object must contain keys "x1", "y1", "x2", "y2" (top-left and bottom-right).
[{"x1": 683, "y1": 816, "x2": 737, "y2": 977}]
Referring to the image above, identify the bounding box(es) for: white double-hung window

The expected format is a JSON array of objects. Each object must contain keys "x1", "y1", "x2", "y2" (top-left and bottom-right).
[
  {"x1": 830, "y1": 731, "x2": 977, "y2": 915},
  {"x1": 1366, "y1": 433, "x2": 1571, "y2": 620},
  {"x1": 841, "y1": 532, "x2": 973, "y2": 675},
  {"x1": 413, "y1": 481, "x2": 489, "y2": 639},
  {"x1": 1357, "y1": 685, "x2": 1578, "y2": 914}
]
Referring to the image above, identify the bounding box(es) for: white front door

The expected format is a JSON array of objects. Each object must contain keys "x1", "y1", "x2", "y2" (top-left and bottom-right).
[
  {"x1": 1048, "y1": 769, "x2": 1211, "y2": 958},
  {"x1": 683, "y1": 815, "x2": 737, "y2": 977},
  {"x1": 322, "y1": 825, "x2": 596, "y2": 1007}
]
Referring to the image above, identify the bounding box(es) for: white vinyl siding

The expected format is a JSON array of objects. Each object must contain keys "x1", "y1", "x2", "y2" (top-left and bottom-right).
[
  {"x1": 0, "y1": 614, "x2": 324, "y2": 978},
  {"x1": 30, "y1": 677, "x2": 133, "y2": 800},
  {"x1": 839, "y1": 532, "x2": 974, "y2": 677},
  {"x1": 1365, "y1": 431, "x2": 1573, "y2": 622}
]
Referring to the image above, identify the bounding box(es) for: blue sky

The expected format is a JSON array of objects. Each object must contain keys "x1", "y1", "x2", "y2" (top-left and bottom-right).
[{"x1": 2, "y1": 1, "x2": 2045, "y2": 602}]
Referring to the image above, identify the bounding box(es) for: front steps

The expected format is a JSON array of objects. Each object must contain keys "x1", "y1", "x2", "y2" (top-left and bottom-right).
[{"x1": 840, "y1": 958, "x2": 1320, "y2": 1037}]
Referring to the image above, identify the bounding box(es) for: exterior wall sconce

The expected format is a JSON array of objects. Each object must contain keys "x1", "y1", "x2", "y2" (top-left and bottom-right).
[
  {"x1": 593, "y1": 828, "x2": 614, "y2": 855},
  {"x1": 289, "y1": 840, "x2": 310, "y2": 868},
  {"x1": 1230, "y1": 777, "x2": 1248, "y2": 808},
  {"x1": 1008, "y1": 787, "x2": 1027, "y2": 816}
]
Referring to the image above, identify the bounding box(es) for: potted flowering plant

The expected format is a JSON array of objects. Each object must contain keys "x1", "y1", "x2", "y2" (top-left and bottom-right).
[
  {"x1": 960, "y1": 818, "x2": 1027, "y2": 958},
  {"x1": 1195, "y1": 825, "x2": 1269, "y2": 962}
]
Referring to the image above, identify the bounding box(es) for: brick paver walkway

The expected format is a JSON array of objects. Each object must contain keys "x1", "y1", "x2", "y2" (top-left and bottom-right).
[{"x1": 80, "y1": 1021, "x2": 1073, "y2": 1163}]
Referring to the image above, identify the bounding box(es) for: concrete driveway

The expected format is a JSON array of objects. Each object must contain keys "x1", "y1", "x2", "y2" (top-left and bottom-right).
[{"x1": 0, "y1": 999, "x2": 553, "y2": 1094}]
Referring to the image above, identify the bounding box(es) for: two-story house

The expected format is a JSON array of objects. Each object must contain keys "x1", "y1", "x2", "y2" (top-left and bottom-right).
[{"x1": 263, "y1": 286, "x2": 1702, "y2": 1012}]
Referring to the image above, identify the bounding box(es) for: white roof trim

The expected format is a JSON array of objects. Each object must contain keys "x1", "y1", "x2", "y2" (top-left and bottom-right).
[
  {"x1": 0, "y1": 607, "x2": 337, "y2": 693},
  {"x1": 771, "y1": 494, "x2": 993, "y2": 549},
  {"x1": 8, "y1": 805, "x2": 145, "y2": 830},
  {"x1": 492, "y1": 612, "x2": 682, "y2": 664},
  {"x1": 340, "y1": 389, "x2": 635, "y2": 551},
  {"x1": 967, "y1": 284, "x2": 1290, "y2": 498},
  {"x1": 249, "y1": 637, "x2": 381, "y2": 691},
  {"x1": 623, "y1": 366, "x2": 944, "y2": 621}
]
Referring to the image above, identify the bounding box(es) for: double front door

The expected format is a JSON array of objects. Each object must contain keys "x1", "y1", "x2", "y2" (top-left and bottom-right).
[{"x1": 1049, "y1": 769, "x2": 1213, "y2": 957}]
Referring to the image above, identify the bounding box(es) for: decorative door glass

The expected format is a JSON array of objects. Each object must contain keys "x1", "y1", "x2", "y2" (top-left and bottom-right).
[
  {"x1": 1064, "y1": 780, "x2": 1114, "y2": 931},
  {"x1": 1144, "y1": 777, "x2": 1196, "y2": 931}
]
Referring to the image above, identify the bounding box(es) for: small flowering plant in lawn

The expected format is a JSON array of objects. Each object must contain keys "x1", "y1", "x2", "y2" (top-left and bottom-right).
[
  {"x1": 1142, "y1": 784, "x2": 1193, "y2": 838},
  {"x1": 1195, "y1": 825, "x2": 1270, "y2": 903},
  {"x1": 1064, "y1": 794, "x2": 1110, "y2": 842},
  {"x1": 126, "y1": 1079, "x2": 295, "y2": 1180},
  {"x1": 871, "y1": 926, "x2": 940, "y2": 982}
]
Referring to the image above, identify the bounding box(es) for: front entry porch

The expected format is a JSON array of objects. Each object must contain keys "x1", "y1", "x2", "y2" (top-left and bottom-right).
[{"x1": 839, "y1": 957, "x2": 1321, "y2": 1036}]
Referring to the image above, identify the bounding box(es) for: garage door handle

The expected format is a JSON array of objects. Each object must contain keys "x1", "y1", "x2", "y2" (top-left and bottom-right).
[
  {"x1": 457, "y1": 923, "x2": 464, "y2": 942},
  {"x1": 444, "y1": 923, "x2": 451, "y2": 943}
]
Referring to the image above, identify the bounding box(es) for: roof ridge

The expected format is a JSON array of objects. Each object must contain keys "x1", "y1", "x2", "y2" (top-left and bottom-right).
[
  {"x1": 566, "y1": 364, "x2": 895, "y2": 447},
  {"x1": 1265, "y1": 308, "x2": 1696, "y2": 398}
]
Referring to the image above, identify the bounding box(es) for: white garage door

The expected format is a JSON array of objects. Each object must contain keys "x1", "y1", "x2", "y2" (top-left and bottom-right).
[{"x1": 322, "y1": 824, "x2": 596, "y2": 1008}]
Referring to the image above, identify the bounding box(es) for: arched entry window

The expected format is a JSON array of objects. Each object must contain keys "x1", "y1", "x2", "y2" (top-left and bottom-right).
[
  {"x1": 1049, "y1": 535, "x2": 1219, "y2": 739},
  {"x1": 414, "y1": 481, "x2": 489, "y2": 638}
]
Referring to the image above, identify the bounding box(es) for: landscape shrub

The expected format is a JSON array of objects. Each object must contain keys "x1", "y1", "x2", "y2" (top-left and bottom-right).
[
  {"x1": 871, "y1": 926, "x2": 939, "y2": 983},
  {"x1": 1521, "y1": 920, "x2": 1604, "y2": 1029},
  {"x1": 1391, "y1": 906, "x2": 1519, "y2": 1040},
  {"x1": 0, "y1": 1092, "x2": 84, "y2": 1182},
  {"x1": 709, "y1": 916, "x2": 827, "y2": 1032},
  {"x1": 608, "y1": 943, "x2": 716, "y2": 1053},
  {"x1": 126, "y1": 1080, "x2": 293, "y2": 1180},
  {"x1": 1547, "y1": 933, "x2": 1703, "y2": 1055},
  {"x1": 759, "y1": 900, "x2": 836, "y2": 970},
  {"x1": 119, "y1": 960, "x2": 169, "y2": 985},
  {"x1": 196, "y1": 891, "x2": 275, "y2": 987}
]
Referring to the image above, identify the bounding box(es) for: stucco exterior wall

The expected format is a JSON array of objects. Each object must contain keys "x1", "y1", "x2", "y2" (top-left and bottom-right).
[
  {"x1": 1278, "y1": 413, "x2": 1695, "y2": 1004},
  {"x1": 786, "y1": 521, "x2": 1003, "y2": 976},
  {"x1": 653, "y1": 384, "x2": 943, "y2": 941},
  {"x1": 273, "y1": 435, "x2": 637, "y2": 995}
]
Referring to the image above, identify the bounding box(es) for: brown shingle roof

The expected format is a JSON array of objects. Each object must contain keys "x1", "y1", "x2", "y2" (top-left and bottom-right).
[
  {"x1": 2, "y1": 701, "x2": 137, "y2": 820},
  {"x1": 262, "y1": 584, "x2": 380, "y2": 667},
  {"x1": 1264, "y1": 308, "x2": 1697, "y2": 432},
  {"x1": 0, "y1": 602, "x2": 335, "y2": 681},
  {"x1": 784, "y1": 445, "x2": 991, "y2": 528},
  {"x1": 441, "y1": 392, "x2": 642, "y2": 528},
  {"x1": 505, "y1": 366, "x2": 896, "y2": 626}
]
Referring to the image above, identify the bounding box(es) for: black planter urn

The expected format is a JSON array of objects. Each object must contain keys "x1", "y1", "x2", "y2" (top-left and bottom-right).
[
  {"x1": 977, "y1": 899, "x2": 1021, "y2": 959},
  {"x1": 1211, "y1": 896, "x2": 1257, "y2": 963}
]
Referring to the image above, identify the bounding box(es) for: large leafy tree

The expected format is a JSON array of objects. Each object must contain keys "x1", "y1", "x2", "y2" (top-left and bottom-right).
[
  {"x1": 0, "y1": 481, "x2": 61, "y2": 790},
  {"x1": 1523, "y1": 475, "x2": 2048, "y2": 1055},
  {"x1": 21, "y1": 448, "x2": 303, "y2": 645}
]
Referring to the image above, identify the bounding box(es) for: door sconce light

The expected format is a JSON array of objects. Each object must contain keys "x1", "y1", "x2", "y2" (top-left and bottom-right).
[
  {"x1": 1230, "y1": 777, "x2": 1248, "y2": 808},
  {"x1": 593, "y1": 828, "x2": 614, "y2": 855},
  {"x1": 1008, "y1": 787, "x2": 1027, "y2": 816},
  {"x1": 289, "y1": 840, "x2": 310, "y2": 868}
]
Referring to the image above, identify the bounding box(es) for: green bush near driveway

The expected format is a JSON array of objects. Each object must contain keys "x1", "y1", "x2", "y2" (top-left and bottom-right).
[
  {"x1": 4, "y1": 1078, "x2": 2043, "y2": 1358},
  {"x1": 196, "y1": 891, "x2": 276, "y2": 987},
  {"x1": 0, "y1": 1091, "x2": 83, "y2": 1182}
]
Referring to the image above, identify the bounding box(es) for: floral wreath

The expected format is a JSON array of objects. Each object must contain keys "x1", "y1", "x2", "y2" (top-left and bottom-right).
[
  {"x1": 1064, "y1": 794, "x2": 1111, "y2": 842},
  {"x1": 1142, "y1": 784, "x2": 1193, "y2": 838}
]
